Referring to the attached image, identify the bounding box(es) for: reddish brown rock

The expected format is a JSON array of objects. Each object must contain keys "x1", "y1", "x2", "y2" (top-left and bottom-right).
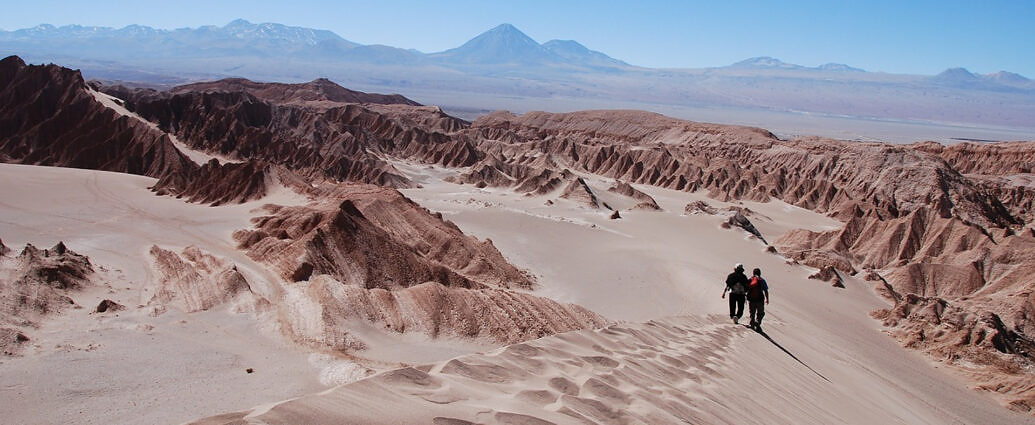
[
  {"x1": 608, "y1": 180, "x2": 661, "y2": 210},
  {"x1": 808, "y1": 266, "x2": 843, "y2": 288},
  {"x1": 726, "y1": 211, "x2": 767, "y2": 244},
  {"x1": 684, "y1": 201, "x2": 718, "y2": 215},
  {"x1": 148, "y1": 245, "x2": 258, "y2": 313},
  {"x1": 0, "y1": 241, "x2": 93, "y2": 328},
  {"x1": 1, "y1": 327, "x2": 31, "y2": 356},
  {"x1": 0, "y1": 56, "x2": 197, "y2": 186},
  {"x1": 292, "y1": 278, "x2": 607, "y2": 349},
  {"x1": 559, "y1": 177, "x2": 602, "y2": 208},
  {"x1": 95, "y1": 299, "x2": 124, "y2": 313},
  {"x1": 236, "y1": 185, "x2": 532, "y2": 290},
  {"x1": 169, "y1": 77, "x2": 421, "y2": 108},
  {"x1": 234, "y1": 184, "x2": 605, "y2": 348},
  {"x1": 872, "y1": 293, "x2": 1035, "y2": 411}
]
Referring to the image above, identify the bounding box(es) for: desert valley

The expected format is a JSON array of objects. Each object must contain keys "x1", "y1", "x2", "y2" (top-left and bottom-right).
[{"x1": 1, "y1": 13, "x2": 1035, "y2": 424}]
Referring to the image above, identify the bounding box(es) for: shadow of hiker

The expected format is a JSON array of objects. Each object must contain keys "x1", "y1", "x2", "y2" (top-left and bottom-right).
[{"x1": 745, "y1": 324, "x2": 831, "y2": 383}]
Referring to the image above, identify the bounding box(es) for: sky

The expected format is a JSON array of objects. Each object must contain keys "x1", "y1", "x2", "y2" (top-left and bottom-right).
[{"x1": 1, "y1": 0, "x2": 1033, "y2": 77}]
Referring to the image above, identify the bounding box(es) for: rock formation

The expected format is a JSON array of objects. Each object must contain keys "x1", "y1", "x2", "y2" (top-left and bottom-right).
[
  {"x1": 559, "y1": 177, "x2": 603, "y2": 208},
  {"x1": 684, "y1": 201, "x2": 718, "y2": 215},
  {"x1": 726, "y1": 209, "x2": 767, "y2": 244},
  {"x1": 1, "y1": 327, "x2": 31, "y2": 356},
  {"x1": 872, "y1": 292, "x2": 1035, "y2": 410},
  {"x1": 914, "y1": 141, "x2": 1035, "y2": 224},
  {"x1": 168, "y1": 77, "x2": 421, "y2": 108},
  {"x1": 233, "y1": 184, "x2": 605, "y2": 348},
  {"x1": 235, "y1": 185, "x2": 532, "y2": 290},
  {"x1": 102, "y1": 81, "x2": 474, "y2": 191},
  {"x1": 283, "y1": 277, "x2": 606, "y2": 350},
  {"x1": 95, "y1": 299, "x2": 124, "y2": 313},
  {"x1": 608, "y1": 180, "x2": 661, "y2": 210},
  {"x1": 0, "y1": 56, "x2": 195, "y2": 184},
  {"x1": 149, "y1": 245, "x2": 259, "y2": 313},
  {"x1": 0, "y1": 241, "x2": 93, "y2": 328},
  {"x1": 0, "y1": 56, "x2": 300, "y2": 205}
]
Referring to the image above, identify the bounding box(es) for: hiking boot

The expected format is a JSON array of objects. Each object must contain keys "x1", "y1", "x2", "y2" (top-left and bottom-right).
[{"x1": 733, "y1": 317, "x2": 739, "y2": 324}]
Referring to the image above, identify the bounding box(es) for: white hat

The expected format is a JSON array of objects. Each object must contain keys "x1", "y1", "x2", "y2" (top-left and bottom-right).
[{"x1": 735, "y1": 263, "x2": 744, "y2": 270}]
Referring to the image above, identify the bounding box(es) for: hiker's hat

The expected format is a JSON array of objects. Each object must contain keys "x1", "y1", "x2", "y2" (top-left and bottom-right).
[{"x1": 735, "y1": 263, "x2": 744, "y2": 271}]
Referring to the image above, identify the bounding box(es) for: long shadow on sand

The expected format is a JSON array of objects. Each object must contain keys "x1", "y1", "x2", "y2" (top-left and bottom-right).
[{"x1": 746, "y1": 324, "x2": 831, "y2": 383}]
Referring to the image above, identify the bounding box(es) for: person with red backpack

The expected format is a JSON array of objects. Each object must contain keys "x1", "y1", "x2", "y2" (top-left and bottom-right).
[{"x1": 747, "y1": 268, "x2": 770, "y2": 331}]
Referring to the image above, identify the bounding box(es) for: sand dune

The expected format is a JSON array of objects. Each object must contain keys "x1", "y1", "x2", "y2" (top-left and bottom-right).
[{"x1": 195, "y1": 312, "x2": 1027, "y2": 424}]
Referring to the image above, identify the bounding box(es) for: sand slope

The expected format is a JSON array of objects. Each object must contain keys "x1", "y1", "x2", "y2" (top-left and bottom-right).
[
  {"x1": 196, "y1": 312, "x2": 1027, "y2": 424},
  {"x1": 190, "y1": 163, "x2": 1032, "y2": 424}
]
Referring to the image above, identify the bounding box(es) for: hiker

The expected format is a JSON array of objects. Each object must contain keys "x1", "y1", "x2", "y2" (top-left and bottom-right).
[
  {"x1": 722, "y1": 263, "x2": 749, "y2": 324},
  {"x1": 747, "y1": 268, "x2": 770, "y2": 331}
]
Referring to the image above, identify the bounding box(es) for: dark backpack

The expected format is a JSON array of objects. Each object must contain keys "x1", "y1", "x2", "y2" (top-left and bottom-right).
[{"x1": 727, "y1": 272, "x2": 747, "y2": 294}]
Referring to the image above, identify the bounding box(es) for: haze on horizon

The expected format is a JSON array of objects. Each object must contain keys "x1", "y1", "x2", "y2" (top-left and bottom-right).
[{"x1": 1, "y1": 0, "x2": 1033, "y2": 77}]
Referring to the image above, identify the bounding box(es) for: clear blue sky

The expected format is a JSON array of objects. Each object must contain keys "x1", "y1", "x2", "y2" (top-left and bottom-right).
[{"x1": 1, "y1": 0, "x2": 1033, "y2": 77}]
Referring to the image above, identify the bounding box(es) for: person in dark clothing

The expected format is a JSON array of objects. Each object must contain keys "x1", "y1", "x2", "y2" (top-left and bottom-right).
[
  {"x1": 722, "y1": 263, "x2": 749, "y2": 324},
  {"x1": 747, "y1": 268, "x2": 770, "y2": 331}
]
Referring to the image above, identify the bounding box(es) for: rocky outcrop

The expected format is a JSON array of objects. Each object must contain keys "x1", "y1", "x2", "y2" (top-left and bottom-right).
[
  {"x1": 514, "y1": 168, "x2": 572, "y2": 195},
  {"x1": 0, "y1": 56, "x2": 292, "y2": 205},
  {"x1": 362, "y1": 103, "x2": 469, "y2": 133},
  {"x1": 0, "y1": 65, "x2": 468, "y2": 204},
  {"x1": 808, "y1": 266, "x2": 843, "y2": 287},
  {"x1": 778, "y1": 205, "x2": 1035, "y2": 410},
  {"x1": 109, "y1": 87, "x2": 461, "y2": 189},
  {"x1": 284, "y1": 277, "x2": 607, "y2": 350},
  {"x1": 94, "y1": 299, "x2": 124, "y2": 313},
  {"x1": 466, "y1": 112, "x2": 1015, "y2": 231},
  {"x1": 151, "y1": 160, "x2": 289, "y2": 206},
  {"x1": 914, "y1": 141, "x2": 1035, "y2": 224},
  {"x1": 0, "y1": 56, "x2": 196, "y2": 185},
  {"x1": 872, "y1": 293, "x2": 1035, "y2": 411},
  {"x1": 914, "y1": 141, "x2": 1035, "y2": 176},
  {"x1": 0, "y1": 242, "x2": 93, "y2": 328},
  {"x1": 235, "y1": 185, "x2": 532, "y2": 290},
  {"x1": 559, "y1": 177, "x2": 602, "y2": 208},
  {"x1": 337, "y1": 186, "x2": 532, "y2": 289},
  {"x1": 684, "y1": 200, "x2": 718, "y2": 215},
  {"x1": 966, "y1": 174, "x2": 1035, "y2": 224},
  {"x1": 726, "y1": 209, "x2": 767, "y2": 244},
  {"x1": 169, "y1": 77, "x2": 421, "y2": 108},
  {"x1": 1, "y1": 327, "x2": 31, "y2": 356},
  {"x1": 149, "y1": 245, "x2": 259, "y2": 313},
  {"x1": 608, "y1": 180, "x2": 661, "y2": 210},
  {"x1": 235, "y1": 184, "x2": 603, "y2": 348}
]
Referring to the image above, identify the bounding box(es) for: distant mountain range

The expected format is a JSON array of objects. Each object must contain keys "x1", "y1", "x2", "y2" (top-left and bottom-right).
[
  {"x1": 730, "y1": 56, "x2": 866, "y2": 72},
  {"x1": 428, "y1": 23, "x2": 630, "y2": 71},
  {"x1": 1, "y1": 19, "x2": 1033, "y2": 132},
  {"x1": 928, "y1": 67, "x2": 1032, "y2": 90},
  {"x1": 0, "y1": 21, "x2": 631, "y2": 73}
]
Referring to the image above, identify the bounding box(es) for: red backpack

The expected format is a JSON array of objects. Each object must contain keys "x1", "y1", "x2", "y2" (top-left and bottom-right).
[{"x1": 748, "y1": 276, "x2": 764, "y2": 299}]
